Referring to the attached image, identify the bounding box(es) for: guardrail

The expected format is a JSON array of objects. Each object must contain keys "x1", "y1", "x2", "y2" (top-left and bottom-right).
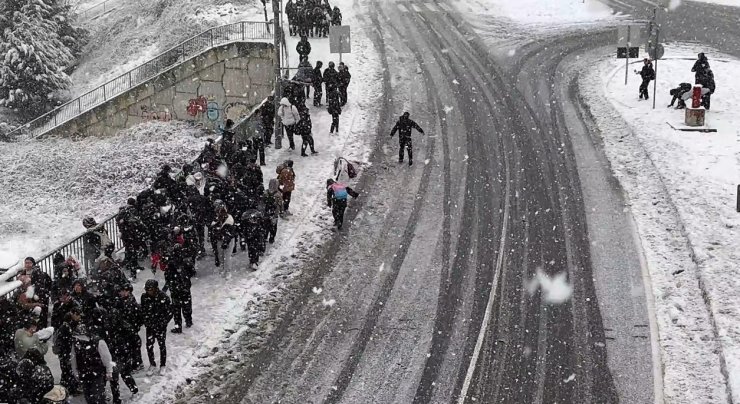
[
  {"x1": 7, "y1": 20, "x2": 273, "y2": 140},
  {"x1": 76, "y1": 0, "x2": 117, "y2": 19},
  {"x1": 1, "y1": 96, "x2": 269, "y2": 298}
]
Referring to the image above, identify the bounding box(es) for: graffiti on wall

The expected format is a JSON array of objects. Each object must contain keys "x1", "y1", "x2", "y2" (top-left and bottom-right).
[
  {"x1": 187, "y1": 95, "x2": 220, "y2": 122},
  {"x1": 224, "y1": 102, "x2": 250, "y2": 122},
  {"x1": 134, "y1": 105, "x2": 172, "y2": 122}
]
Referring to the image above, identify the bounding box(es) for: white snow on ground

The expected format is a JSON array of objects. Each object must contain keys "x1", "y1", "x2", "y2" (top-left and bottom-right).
[
  {"x1": 687, "y1": 0, "x2": 739, "y2": 7},
  {"x1": 0, "y1": 122, "x2": 206, "y2": 262},
  {"x1": 69, "y1": 0, "x2": 266, "y2": 97},
  {"x1": 449, "y1": 0, "x2": 620, "y2": 50},
  {"x1": 40, "y1": 0, "x2": 382, "y2": 402},
  {"x1": 579, "y1": 44, "x2": 738, "y2": 403}
]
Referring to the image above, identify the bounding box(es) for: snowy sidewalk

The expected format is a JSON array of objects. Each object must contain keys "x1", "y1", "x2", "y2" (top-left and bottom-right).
[
  {"x1": 44, "y1": 0, "x2": 383, "y2": 402},
  {"x1": 579, "y1": 44, "x2": 739, "y2": 403}
]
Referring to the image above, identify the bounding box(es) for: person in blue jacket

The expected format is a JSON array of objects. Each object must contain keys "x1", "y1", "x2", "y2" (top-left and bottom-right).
[{"x1": 326, "y1": 179, "x2": 359, "y2": 230}]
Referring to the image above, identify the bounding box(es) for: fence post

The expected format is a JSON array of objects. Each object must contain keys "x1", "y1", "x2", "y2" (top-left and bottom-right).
[
  {"x1": 210, "y1": 29, "x2": 214, "y2": 48},
  {"x1": 181, "y1": 43, "x2": 185, "y2": 61},
  {"x1": 103, "y1": 85, "x2": 107, "y2": 100},
  {"x1": 128, "y1": 71, "x2": 132, "y2": 88},
  {"x1": 77, "y1": 98, "x2": 81, "y2": 113},
  {"x1": 242, "y1": 21, "x2": 245, "y2": 41}
]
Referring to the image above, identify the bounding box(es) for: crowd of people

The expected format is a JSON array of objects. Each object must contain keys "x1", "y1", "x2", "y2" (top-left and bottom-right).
[
  {"x1": 638, "y1": 52, "x2": 716, "y2": 110},
  {"x1": 0, "y1": 2, "x2": 366, "y2": 402},
  {"x1": 285, "y1": 0, "x2": 342, "y2": 38},
  {"x1": 0, "y1": 128, "x2": 311, "y2": 403}
]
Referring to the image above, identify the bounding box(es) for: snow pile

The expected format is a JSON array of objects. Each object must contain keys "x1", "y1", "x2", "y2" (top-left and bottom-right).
[
  {"x1": 70, "y1": 0, "x2": 264, "y2": 97},
  {"x1": 0, "y1": 121, "x2": 207, "y2": 262},
  {"x1": 579, "y1": 44, "x2": 738, "y2": 403},
  {"x1": 451, "y1": 0, "x2": 618, "y2": 43},
  {"x1": 687, "y1": 0, "x2": 738, "y2": 6}
]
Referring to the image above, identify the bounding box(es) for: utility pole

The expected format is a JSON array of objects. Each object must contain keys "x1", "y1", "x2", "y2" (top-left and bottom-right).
[{"x1": 272, "y1": 0, "x2": 283, "y2": 149}]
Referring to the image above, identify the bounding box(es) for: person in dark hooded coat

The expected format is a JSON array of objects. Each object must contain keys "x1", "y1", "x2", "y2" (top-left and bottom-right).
[
  {"x1": 312, "y1": 61, "x2": 324, "y2": 106},
  {"x1": 692, "y1": 52, "x2": 711, "y2": 85},
  {"x1": 389, "y1": 112, "x2": 425, "y2": 166},
  {"x1": 140, "y1": 279, "x2": 172, "y2": 375},
  {"x1": 163, "y1": 237, "x2": 193, "y2": 333}
]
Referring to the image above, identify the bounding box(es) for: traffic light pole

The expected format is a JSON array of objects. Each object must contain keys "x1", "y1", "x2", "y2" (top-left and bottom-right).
[{"x1": 273, "y1": 0, "x2": 283, "y2": 149}]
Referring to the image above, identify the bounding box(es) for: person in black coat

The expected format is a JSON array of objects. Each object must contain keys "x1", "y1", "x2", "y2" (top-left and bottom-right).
[
  {"x1": 0, "y1": 295, "x2": 19, "y2": 359},
  {"x1": 338, "y1": 62, "x2": 351, "y2": 106},
  {"x1": 140, "y1": 279, "x2": 172, "y2": 374},
  {"x1": 637, "y1": 58, "x2": 655, "y2": 100},
  {"x1": 163, "y1": 237, "x2": 193, "y2": 333},
  {"x1": 323, "y1": 61, "x2": 339, "y2": 93},
  {"x1": 152, "y1": 164, "x2": 177, "y2": 196},
  {"x1": 297, "y1": 104, "x2": 317, "y2": 156},
  {"x1": 51, "y1": 252, "x2": 78, "y2": 302},
  {"x1": 261, "y1": 97, "x2": 276, "y2": 146},
  {"x1": 50, "y1": 289, "x2": 78, "y2": 330},
  {"x1": 692, "y1": 52, "x2": 710, "y2": 85},
  {"x1": 108, "y1": 285, "x2": 139, "y2": 401},
  {"x1": 332, "y1": 6, "x2": 342, "y2": 25},
  {"x1": 327, "y1": 87, "x2": 342, "y2": 134},
  {"x1": 389, "y1": 112, "x2": 425, "y2": 166},
  {"x1": 701, "y1": 69, "x2": 715, "y2": 110},
  {"x1": 114, "y1": 284, "x2": 143, "y2": 371},
  {"x1": 117, "y1": 199, "x2": 148, "y2": 280},
  {"x1": 96, "y1": 245, "x2": 128, "y2": 310},
  {"x1": 241, "y1": 207, "x2": 264, "y2": 270},
  {"x1": 312, "y1": 61, "x2": 324, "y2": 106},
  {"x1": 56, "y1": 307, "x2": 81, "y2": 395},
  {"x1": 70, "y1": 279, "x2": 98, "y2": 320},
  {"x1": 296, "y1": 36, "x2": 311, "y2": 62}
]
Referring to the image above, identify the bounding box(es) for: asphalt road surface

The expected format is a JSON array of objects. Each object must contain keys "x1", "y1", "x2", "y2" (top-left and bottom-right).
[{"x1": 194, "y1": 0, "x2": 740, "y2": 403}]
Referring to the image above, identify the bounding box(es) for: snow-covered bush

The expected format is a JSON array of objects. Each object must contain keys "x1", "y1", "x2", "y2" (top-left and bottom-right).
[{"x1": 0, "y1": 0, "x2": 88, "y2": 114}]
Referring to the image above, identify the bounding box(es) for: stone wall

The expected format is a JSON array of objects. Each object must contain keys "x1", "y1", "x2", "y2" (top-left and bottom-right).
[{"x1": 51, "y1": 42, "x2": 275, "y2": 137}]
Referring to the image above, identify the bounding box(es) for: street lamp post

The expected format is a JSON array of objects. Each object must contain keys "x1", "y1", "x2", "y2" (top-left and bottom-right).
[{"x1": 273, "y1": 0, "x2": 283, "y2": 149}]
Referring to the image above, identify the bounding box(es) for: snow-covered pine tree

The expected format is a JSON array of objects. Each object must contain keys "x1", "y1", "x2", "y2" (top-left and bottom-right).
[
  {"x1": 0, "y1": 0, "x2": 77, "y2": 114},
  {"x1": 51, "y1": 0, "x2": 89, "y2": 59}
]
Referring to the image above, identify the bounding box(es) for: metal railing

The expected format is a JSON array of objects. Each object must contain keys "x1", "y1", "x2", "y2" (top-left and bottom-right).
[
  {"x1": 8, "y1": 21, "x2": 273, "y2": 140},
  {"x1": 2, "y1": 95, "x2": 270, "y2": 297},
  {"x1": 76, "y1": 0, "x2": 118, "y2": 19}
]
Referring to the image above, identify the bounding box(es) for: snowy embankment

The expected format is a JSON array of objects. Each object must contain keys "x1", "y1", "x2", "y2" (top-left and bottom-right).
[
  {"x1": 0, "y1": 122, "x2": 206, "y2": 261},
  {"x1": 69, "y1": 0, "x2": 265, "y2": 97},
  {"x1": 450, "y1": 0, "x2": 620, "y2": 54},
  {"x1": 578, "y1": 44, "x2": 739, "y2": 403},
  {"x1": 42, "y1": 0, "x2": 381, "y2": 402}
]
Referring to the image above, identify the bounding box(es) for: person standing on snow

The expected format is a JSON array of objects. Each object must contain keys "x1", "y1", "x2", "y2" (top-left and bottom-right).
[
  {"x1": 114, "y1": 283, "x2": 144, "y2": 371},
  {"x1": 327, "y1": 86, "x2": 342, "y2": 135},
  {"x1": 296, "y1": 35, "x2": 311, "y2": 62},
  {"x1": 338, "y1": 62, "x2": 351, "y2": 106},
  {"x1": 262, "y1": 96, "x2": 276, "y2": 146},
  {"x1": 263, "y1": 179, "x2": 283, "y2": 243},
  {"x1": 312, "y1": 61, "x2": 324, "y2": 106},
  {"x1": 323, "y1": 61, "x2": 339, "y2": 93},
  {"x1": 108, "y1": 285, "x2": 139, "y2": 402},
  {"x1": 163, "y1": 234, "x2": 193, "y2": 333},
  {"x1": 278, "y1": 97, "x2": 299, "y2": 150},
  {"x1": 326, "y1": 179, "x2": 359, "y2": 230},
  {"x1": 211, "y1": 206, "x2": 236, "y2": 277},
  {"x1": 73, "y1": 323, "x2": 114, "y2": 404},
  {"x1": 637, "y1": 58, "x2": 655, "y2": 100},
  {"x1": 296, "y1": 105, "x2": 317, "y2": 156},
  {"x1": 389, "y1": 112, "x2": 425, "y2": 166},
  {"x1": 692, "y1": 52, "x2": 711, "y2": 85},
  {"x1": 278, "y1": 160, "x2": 296, "y2": 214},
  {"x1": 140, "y1": 279, "x2": 172, "y2": 376},
  {"x1": 286, "y1": 0, "x2": 297, "y2": 36}
]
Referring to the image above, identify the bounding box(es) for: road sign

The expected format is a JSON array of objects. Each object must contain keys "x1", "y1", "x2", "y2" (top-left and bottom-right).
[
  {"x1": 617, "y1": 47, "x2": 639, "y2": 59},
  {"x1": 329, "y1": 26, "x2": 351, "y2": 54},
  {"x1": 648, "y1": 43, "x2": 665, "y2": 60}
]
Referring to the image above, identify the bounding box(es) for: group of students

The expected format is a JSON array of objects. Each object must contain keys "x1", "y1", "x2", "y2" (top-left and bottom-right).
[
  {"x1": 638, "y1": 52, "x2": 717, "y2": 110},
  {"x1": 286, "y1": 0, "x2": 342, "y2": 38},
  {"x1": 1, "y1": 255, "x2": 175, "y2": 404}
]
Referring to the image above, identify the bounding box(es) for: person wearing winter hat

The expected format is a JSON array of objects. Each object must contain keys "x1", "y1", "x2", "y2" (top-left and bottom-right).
[
  {"x1": 278, "y1": 160, "x2": 296, "y2": 214},
  {"x1": 140, "y1": 279, "x2": 172, "y2": 376},
  {"x1": 277, "y1": 97, "x2": 299, "y2": 150},
  {"x1": 70, "y1": 279, "x2": 98, "y2": 319},
  {"x1": 73, "y1": 323, "x2": 114, "y2": 404},
  {"x1": 389, "y1": 111, "x2": 425, "y2": 166}
]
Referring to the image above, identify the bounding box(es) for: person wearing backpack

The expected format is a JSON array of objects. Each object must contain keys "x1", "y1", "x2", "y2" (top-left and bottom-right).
[
  {"x1": 326, "y1": 179, "x2": 359, "y2": 230},
  {"x1": 73, "y1": 324, "x2": 114, "y2": 404},
  {"x1": 278, "y1": 97, "x2": 299, "y2": 150}
]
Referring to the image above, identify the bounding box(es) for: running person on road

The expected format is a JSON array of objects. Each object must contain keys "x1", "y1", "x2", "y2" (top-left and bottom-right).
[{"x1": 389, "y1": 112, "x2": 424, "y2": 166}]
